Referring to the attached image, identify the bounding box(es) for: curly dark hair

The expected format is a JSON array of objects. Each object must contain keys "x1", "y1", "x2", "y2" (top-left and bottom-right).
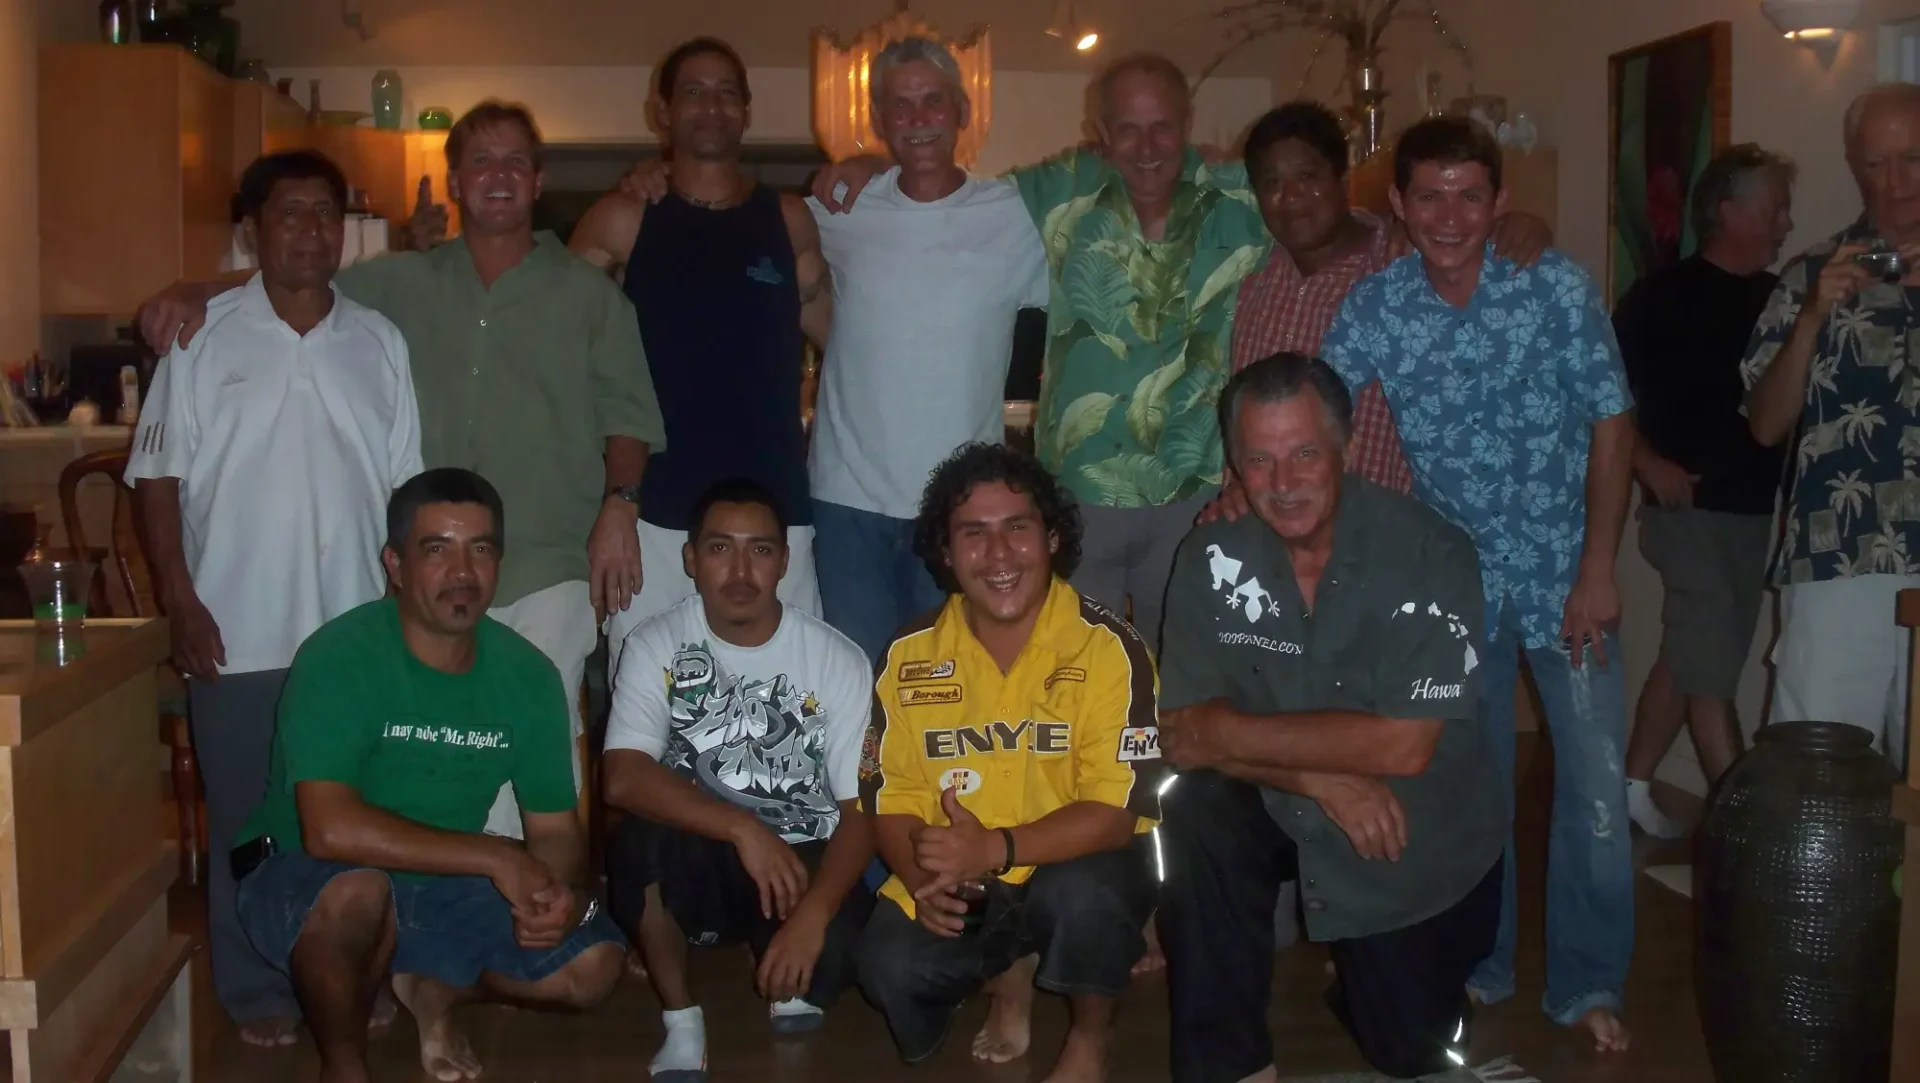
[{"x1": 912, "y1": 443, "x2": 1083, "y2": 592}]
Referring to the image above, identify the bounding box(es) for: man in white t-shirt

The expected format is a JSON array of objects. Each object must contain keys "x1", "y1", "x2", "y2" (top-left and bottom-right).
[
  {"x1": 125, "y1": 150, "x2": 422, "y2": 1048},
  {"x1": 602, "y1": 477, "x2": 875, "y2": 1079},
  {"x1": 809, "y1": 37, "x2": 1050, "y2": 666}
]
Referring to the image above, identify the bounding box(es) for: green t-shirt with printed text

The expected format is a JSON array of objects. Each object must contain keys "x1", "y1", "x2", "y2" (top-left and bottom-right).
[{"x1": 237, "y1": 597, "x2": 576, "y2": 855}]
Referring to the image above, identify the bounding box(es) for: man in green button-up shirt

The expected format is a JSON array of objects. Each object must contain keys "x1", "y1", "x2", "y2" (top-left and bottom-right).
[
  {"x1": 137, "y1": 104, "x2": 667, "y2": 856},
  {"x1": 1155, "y1": 352, "x2": 1504, "y2": 1082}
]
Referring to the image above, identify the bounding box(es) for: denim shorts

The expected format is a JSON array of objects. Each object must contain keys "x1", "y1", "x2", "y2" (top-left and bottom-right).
[{"x1": 235, "y1": 850, "x2": 626, "y2": 989}]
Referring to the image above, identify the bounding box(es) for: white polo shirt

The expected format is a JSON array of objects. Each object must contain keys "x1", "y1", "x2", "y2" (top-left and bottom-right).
[
  {"x1": 808, "y1": 170, "x2": 1049, "y2": 521},
  {"x1": 125, "y1": 273, "x2": 422, "y2": 675}
]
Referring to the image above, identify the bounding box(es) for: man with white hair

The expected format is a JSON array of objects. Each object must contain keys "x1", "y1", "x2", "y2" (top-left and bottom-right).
[
  {"x1": 806, "y1": 38, "x2": 1051, "y2": 665},
  {"x1": 1744, "y1": 82, "x2": 1920, "y2": 770}
]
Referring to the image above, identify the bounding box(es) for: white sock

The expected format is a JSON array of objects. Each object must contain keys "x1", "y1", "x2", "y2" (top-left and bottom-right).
[
  {"x1": 651, "y1": 1006, "x2": 706, "y2": 1076},
  {"x1": 1626, "y1": 778, "x2": 1685, "y2": 839}
]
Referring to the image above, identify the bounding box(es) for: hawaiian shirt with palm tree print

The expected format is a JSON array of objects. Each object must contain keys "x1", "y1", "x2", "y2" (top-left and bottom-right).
[
  {"x1": 1740, "y1": 218, "x2": 1920, "y2": 585},
  {"x1": 1013, "y1": 148, "x2": 1269, "y2": 508},
  {"x1": 1321, "y1": 247, "x2": 1631, "y2": 650}
]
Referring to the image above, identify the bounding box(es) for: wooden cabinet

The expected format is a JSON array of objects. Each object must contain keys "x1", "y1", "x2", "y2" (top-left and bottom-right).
[
  {"x1": 39, "y1": 44, "x2": 233, "y2": 317},
  {"x1": 230, "y1": 78, "x2": 308, "y2": 183}
]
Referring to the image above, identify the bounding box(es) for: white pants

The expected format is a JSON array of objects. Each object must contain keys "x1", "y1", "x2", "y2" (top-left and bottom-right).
[
  {"x1": 483, "y1": 580, "x2": 598, "y2": 839},
  {"x1": 1770, "y1": 573, "x2": 1914, "y2": 770},
  {"x1": 604, "y1": 518, "x2": 821, "y2": 679}
]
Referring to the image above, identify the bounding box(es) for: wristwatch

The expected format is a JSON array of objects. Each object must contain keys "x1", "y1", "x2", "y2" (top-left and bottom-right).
[
  {"x1": 607, "y1": 484, "x2": 641, "y2": 506},
  {"x1": 576, "y1": 897, "x2": 600, "y2": 928}
]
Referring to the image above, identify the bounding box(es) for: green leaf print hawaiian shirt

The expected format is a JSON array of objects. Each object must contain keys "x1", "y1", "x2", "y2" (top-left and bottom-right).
[
  {"x1": 1740, "y1": 218, "x2": 1920, "y2": 585},
  {"x1": 1012, "y1": 148, "x2": 1270, "y2": 508}
]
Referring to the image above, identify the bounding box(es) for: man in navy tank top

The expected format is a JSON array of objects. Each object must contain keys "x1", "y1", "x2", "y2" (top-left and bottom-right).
[{"x1": 571, "y1": 37, "x2": 832, "y2": 679}]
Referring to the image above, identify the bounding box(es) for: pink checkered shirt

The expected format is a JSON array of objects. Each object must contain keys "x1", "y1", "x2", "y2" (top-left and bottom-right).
[{"x1": 1230, "y1": 212, "x2": 1412, "y2": 494}]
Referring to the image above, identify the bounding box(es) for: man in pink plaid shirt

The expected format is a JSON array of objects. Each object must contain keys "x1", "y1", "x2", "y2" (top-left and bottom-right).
[{"x1": 1216, "y1": 102, "x2": 1550, "y2": 512}]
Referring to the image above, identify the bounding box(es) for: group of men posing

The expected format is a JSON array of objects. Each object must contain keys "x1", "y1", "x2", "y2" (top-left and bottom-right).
[{"x1": 124, "y1": 25, "x2": 1920, "y2": 1083}]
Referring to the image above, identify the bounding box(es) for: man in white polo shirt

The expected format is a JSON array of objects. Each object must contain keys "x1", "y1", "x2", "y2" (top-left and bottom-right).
[
  {"x1": 126, "y1": 150, "x2": 422, "y2": 1049},
  {"x1": 808, "y1": 36, "x2": 1050, "y2": 664}
]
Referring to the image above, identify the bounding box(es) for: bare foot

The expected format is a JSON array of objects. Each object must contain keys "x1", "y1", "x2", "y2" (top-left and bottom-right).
[
  {"x1": 1039, "y1": 1022, "x2": 1109, "y2": 1083},
  {"x1": 392, "y1": 973, "x2": 482, "y2": 1081},
  {"x1": 1575, "y1": 1006, "x2": 1631, "y2": 1054},
  {"x1": 1131, "y1": 914, "x2": 1165, "y2": 978},
  {"x1": 971, "y1": 956, "x2": 1036, "y2": 1064},
  {"x1": 238, "y1": 1015, "x2": 299, "y2": 1048},
  {"x1": 368, "y1": 985, "x2": 398, "y2": 1033}
]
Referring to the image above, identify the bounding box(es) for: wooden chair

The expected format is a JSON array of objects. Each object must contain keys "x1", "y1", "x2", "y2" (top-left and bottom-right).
[
  {"x1": 1891, "y1": 590, "x2": 1920, "y2": 1080},
  {"x1": 57, "y1": 448, "x2": 203, "y2": 887}
]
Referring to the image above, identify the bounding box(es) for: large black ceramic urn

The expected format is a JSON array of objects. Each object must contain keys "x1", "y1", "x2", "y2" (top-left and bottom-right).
[{"x1": 1696, "y1": 721, "x2": 1902, "y2": 1082}]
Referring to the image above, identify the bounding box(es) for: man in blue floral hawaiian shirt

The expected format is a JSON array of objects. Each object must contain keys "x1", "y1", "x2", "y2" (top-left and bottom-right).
[
  {"x1": 1321, "y1": 116, "x2": 1636, "y2": 1055},
  {"x1": 1743, "y1": 82, "x2": 1920, "y2": 770}
]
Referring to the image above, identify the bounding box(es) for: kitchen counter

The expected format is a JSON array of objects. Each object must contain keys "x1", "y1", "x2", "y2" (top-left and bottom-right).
[{"x1": 0, "y1": 617, "x2": 195, "y2": 1080}]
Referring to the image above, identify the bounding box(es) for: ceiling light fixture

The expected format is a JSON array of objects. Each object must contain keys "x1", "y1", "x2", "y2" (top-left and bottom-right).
[{"x1": 1048, "y1": 0, "x2": 1099, "y2": 53}]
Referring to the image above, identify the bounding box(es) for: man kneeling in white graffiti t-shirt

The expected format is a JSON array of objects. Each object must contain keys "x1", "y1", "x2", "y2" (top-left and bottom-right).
[{"x1": 602, "y1": 478, "x2": 876, "y2": 1081}]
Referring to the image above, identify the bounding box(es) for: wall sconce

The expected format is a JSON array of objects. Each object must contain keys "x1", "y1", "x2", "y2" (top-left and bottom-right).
[
  {"x1": 1762, "y1": 0, "x2": 1861, "y2": 60},
  {"x1": 1047, "y1": 0, "x2": 1099, "y2": 52}
]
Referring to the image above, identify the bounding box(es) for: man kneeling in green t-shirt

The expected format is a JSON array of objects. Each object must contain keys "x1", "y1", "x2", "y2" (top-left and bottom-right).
[{"x1": 231, "y1": 468, "x2": 623, "y2": 1083}]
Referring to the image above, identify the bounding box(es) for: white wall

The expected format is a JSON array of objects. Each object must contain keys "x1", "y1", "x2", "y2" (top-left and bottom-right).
[
  {"x1": 1497, "y1": 0, "x2": 1917, "y2": 792},
  {"x1": 2, "y1": 0, "x2": 39, "y2": 360},
  {"x1": 269, "y1": 65, "x2": 1274, "y2": 176}
]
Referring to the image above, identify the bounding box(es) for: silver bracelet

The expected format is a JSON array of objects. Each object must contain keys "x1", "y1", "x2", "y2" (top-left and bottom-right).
[{"x1": 576, "y1": 897, "x2": 600, "y2": 927}]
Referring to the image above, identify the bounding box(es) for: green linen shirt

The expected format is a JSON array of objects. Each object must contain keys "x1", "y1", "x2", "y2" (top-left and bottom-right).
[
  {"x1": 1013, "y1": 148, "x2": 1269, "y2": 508},
  {"x1": 1158, "y1": 479, "x2": 1506, "y2": 941},
  {"x1": 335, "y1": 233, "x2": 666, "y2": 607}
]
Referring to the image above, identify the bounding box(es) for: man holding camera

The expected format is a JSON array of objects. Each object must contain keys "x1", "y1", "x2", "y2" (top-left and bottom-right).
[{"x1": 1743, "y1": 82, "x2": 1920, "y2": 769}]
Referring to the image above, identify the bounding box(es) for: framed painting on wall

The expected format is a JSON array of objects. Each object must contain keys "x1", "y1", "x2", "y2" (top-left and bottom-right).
[{"x1": 1607, "y1": 22, "x2": 1732, "y2": 305}]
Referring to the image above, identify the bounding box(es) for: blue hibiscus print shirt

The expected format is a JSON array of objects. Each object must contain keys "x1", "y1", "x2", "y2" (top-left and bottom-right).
[{"x1": 1322, "y1": 246, "x2": 1632, "y2": 649}]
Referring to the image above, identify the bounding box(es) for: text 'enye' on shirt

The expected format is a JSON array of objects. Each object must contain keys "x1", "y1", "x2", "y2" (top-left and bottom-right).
[
  {"x1": 603, "y1": 596, "x2": 873, "y2": 844},
  {"x1": 1155, "y1": 480, "x2": 1506, "y2": 940},
  {"x1": 1320, "y1": 246, "x2": 1632, "y2": 650},
  {"x1": 122, "y1": 273, "x2": 423, "y2": 675},
  {"x1": 1738, "y1": 218, "x2": 1920, "y2": 585},
  {"x1": 1014, "y1": 147, "x2": 1270, "y2": 510},
  {"x1": 858, "y1": 578, "x2": 1160, "y2": 917},
  {"x1": 807, "y1": 170, "x2": 1051, "y2": 521}
]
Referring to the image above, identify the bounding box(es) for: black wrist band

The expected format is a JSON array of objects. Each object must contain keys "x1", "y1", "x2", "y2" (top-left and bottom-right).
[{"x1": 996, "y1": 827, "x2": 1016, "y2": 876}]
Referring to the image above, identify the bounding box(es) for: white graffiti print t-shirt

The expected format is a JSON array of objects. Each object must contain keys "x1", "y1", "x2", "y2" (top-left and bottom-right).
[{"x1": 607, "y1": 597, "x2": 872, "y2": 843}]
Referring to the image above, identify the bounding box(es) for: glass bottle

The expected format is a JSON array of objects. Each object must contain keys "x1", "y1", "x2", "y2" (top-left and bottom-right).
[
  {"x1": 99, "y1": 0, "x2": 134, "y2": 44},
  {"x1": 135, "y1": 0, "x2": 167, "y2": 43},
  {"x1": 372, "y1": 69, "x2": 403, "y2": 130}
]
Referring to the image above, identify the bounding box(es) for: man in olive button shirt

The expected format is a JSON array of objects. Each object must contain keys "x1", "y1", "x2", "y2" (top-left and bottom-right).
[
  {"x1": 137, "y1": 103, "x2": 667, "y2": 842},
  {"x1": 1155, "y1": 352, "x2": 1505, "y2": 1083}
]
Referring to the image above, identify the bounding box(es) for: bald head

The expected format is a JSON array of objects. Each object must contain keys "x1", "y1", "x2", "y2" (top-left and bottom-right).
[
  {"x1": 1844, "y1": 83, "x2": 1920, "y2": 243},
  {"x1": 1092, "y1": 53, "x2": 1192, "y2": 207}
]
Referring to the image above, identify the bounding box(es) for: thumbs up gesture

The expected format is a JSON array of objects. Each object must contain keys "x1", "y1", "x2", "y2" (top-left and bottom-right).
[
  {"x1": 909, "y1": 786, "x2": 999, "y2": 899},
  {"x1": 404, "y1": 175, "x2": 450, "y2": 251}
]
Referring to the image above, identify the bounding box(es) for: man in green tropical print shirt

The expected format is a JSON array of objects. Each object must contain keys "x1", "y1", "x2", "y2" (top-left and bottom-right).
[{"x1": 1741, "y1": 83, "x2": 1920, "y2": 768}]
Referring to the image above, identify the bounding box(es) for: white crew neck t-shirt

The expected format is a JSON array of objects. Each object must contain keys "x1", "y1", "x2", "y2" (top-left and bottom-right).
[
  {"x1": 125, "y1": 273, "x2": 422, "y2": 675},
  {"x1": 808, "y1": 169, "x2": 1049, "y2": 521},
  {"x1": 606, "y1": 597, "x2": 873, "y2": 843}
]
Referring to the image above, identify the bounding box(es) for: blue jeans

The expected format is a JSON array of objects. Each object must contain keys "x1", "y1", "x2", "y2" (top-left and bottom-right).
[
  {"x1": 814, "y1": 500, "x2": 949, "y2": 667},
  {"x1": 237, "y1": 851, "x2": 626, "y2": 989},
  {"x1": 1468, "y1": 603, "x2": 1634, "y2": 1025}
]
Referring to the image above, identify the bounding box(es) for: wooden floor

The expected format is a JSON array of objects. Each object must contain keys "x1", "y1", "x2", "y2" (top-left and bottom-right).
[{"x1": 191, "y1": 736, "x2": 1710, "y2": 1082}]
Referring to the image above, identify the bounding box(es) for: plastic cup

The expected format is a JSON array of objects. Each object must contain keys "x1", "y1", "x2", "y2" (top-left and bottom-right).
[{"x1": 17, "y1": 557, "x2": 94, "y2": 631}]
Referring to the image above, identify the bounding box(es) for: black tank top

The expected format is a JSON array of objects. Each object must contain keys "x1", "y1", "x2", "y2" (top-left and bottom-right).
[{"x1": 625, "y1": 185, "x2": 810, "y2": 530}]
